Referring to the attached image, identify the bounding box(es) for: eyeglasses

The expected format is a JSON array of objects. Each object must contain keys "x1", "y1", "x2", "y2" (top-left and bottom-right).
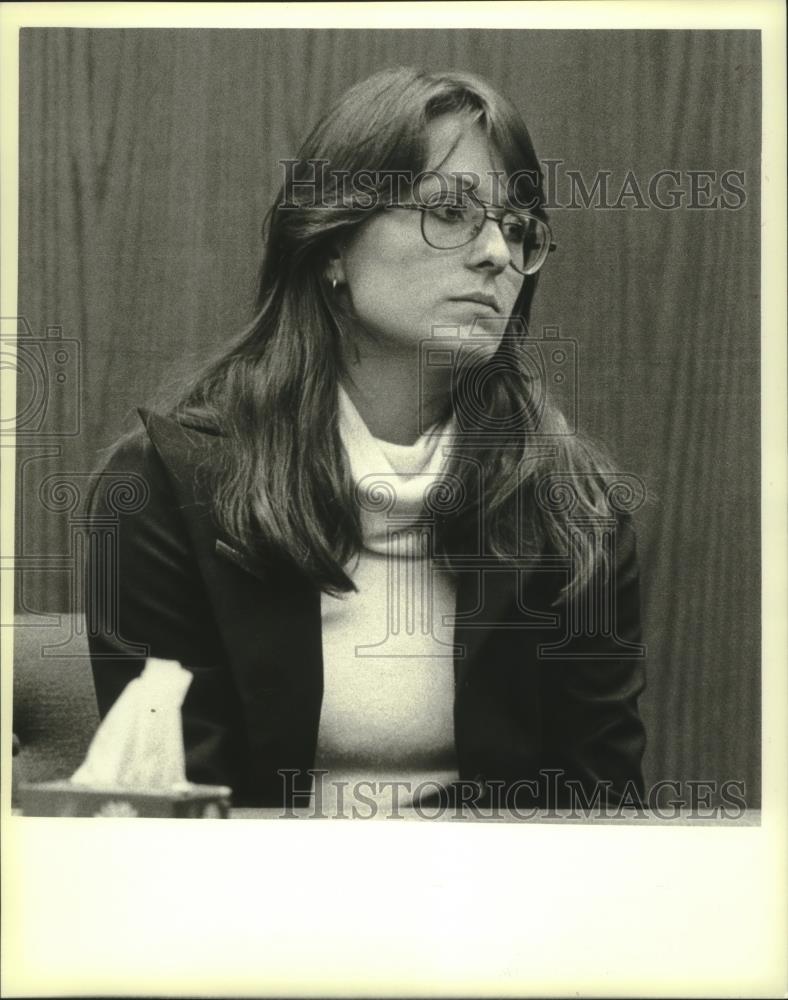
[{"x1": 389, "y1": 195, "x2": 556, "y2": 276}]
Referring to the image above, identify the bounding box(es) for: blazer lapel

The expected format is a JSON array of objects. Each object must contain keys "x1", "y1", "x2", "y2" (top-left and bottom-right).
[{"x1": 140, "y1": 409, "x2": 324, "y2": 758}]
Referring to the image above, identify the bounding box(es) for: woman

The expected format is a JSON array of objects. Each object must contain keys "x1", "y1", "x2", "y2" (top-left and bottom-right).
[{"x1": 86, "y1": 67, "x2": 646, "y2": 816}]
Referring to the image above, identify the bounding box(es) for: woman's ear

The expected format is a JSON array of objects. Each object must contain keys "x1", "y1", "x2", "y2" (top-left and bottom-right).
[
  {"x1": 325, "y1": 242, "x2": 348, "y2": 287},
  {"x1": 325, "y1": 253, "x2": 347, "y2": 287}
]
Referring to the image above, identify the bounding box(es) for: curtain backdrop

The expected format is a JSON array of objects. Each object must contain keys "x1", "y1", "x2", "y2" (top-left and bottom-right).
[{"x1": 15, "y1": 29, "x2": 761, "y2": 804}]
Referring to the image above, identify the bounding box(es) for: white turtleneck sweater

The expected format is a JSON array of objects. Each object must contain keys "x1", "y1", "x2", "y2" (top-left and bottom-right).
[{"x1": 312, "y1": 387, "x2": 459, "y2": 816}]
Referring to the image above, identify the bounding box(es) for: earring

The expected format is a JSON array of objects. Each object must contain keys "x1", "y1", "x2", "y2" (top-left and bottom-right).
[{"x1": 332, "y1": 277, "x2": 337, "y2": 291}]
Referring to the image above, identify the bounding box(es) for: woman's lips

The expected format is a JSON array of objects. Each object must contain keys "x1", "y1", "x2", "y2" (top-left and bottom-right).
[{"x1": 449, "y1": 294, "x2": 501, "y2": 313}]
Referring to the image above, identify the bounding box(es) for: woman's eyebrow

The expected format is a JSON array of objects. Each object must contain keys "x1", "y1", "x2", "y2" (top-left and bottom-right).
[
  {"x1": 431, "y1": 170, "x2": 511, "y2": 204},
  {"x1": 413, "y1": 171, "x2": 515, "y2": 210},
  {"x1": 446, "y1": 184, "x2": 513, "y2": 211},
  {"x1": 442, "y1": 171, "x2": 483, "y2": 191},
  {"x1": 418, "y1": 170, "x2": 483, "y2": 191}
]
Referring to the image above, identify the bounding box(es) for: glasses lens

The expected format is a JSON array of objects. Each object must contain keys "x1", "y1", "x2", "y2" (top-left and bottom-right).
[
  {"x1": 421, "y1": 196, "x2": 479, "y2": 249},
  {"x1": 421, "y1": 201, "x2": 551, "y2": 275},
  {"x1": 504, "y1": 214, "x2": 550, "y2": 275}
]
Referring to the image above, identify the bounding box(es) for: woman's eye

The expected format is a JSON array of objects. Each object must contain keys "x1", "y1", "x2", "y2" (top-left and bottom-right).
[
  {"x1": 431, "y1": 203, "x2": 469, "y2": 223},
  {"x1": 502, "y1": 219, "x2": 527, "y2": 242}
]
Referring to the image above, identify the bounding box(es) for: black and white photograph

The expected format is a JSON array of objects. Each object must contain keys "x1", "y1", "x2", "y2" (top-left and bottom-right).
[{"x1": 2, "y1": 2, "x2": 785, "y2": 997}]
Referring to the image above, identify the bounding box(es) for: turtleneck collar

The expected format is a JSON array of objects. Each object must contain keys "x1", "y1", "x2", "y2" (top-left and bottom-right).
[{"x1": 338, "y1": 385, "x2": 455, "y2": 555}]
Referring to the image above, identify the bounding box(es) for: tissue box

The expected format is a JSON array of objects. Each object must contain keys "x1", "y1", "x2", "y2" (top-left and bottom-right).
[{"x1": 18, "y1": 780, "x2": 232, "y2": 818}]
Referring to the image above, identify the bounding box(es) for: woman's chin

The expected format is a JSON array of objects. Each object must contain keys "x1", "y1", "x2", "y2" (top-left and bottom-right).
[{"x1": 423, "y1": 317, "x2": 506, "y2": 355}]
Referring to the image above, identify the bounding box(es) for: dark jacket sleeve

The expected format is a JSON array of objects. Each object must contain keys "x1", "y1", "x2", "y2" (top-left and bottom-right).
[
  {"x1": 85, "y1": 428, "x2": 248, "y2": 792},
  {"x1": 537, "y1": 513, "x2": 647, "y2": 809}
]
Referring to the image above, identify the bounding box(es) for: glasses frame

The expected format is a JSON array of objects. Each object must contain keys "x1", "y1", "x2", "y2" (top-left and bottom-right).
[{"x1": 388, "y1": 196, "x2": 557, "y2": 276}]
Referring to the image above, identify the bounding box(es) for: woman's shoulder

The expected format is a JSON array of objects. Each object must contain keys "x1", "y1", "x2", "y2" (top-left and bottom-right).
[
  {"x1": 96, "y1": 406, "x2": 222, "y2": 468},
  {"x1": 89, "y1": 407, "x2": 225, "y2": 516}
]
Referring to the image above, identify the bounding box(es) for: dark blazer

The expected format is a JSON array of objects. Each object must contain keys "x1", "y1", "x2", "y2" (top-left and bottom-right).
[{"x1": 86, "y1": 409, "x2": 647, "y2": 810}]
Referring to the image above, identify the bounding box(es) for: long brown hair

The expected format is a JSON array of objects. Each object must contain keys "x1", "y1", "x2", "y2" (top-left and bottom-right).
[{"x1": 177, "y1": 67, "x2": 619, "y2": 597}]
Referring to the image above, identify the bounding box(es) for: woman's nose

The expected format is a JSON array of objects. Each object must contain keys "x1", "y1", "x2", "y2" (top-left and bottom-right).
[{"x1": 466, "y1": 216, "x2": 511, "y2": 270}]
